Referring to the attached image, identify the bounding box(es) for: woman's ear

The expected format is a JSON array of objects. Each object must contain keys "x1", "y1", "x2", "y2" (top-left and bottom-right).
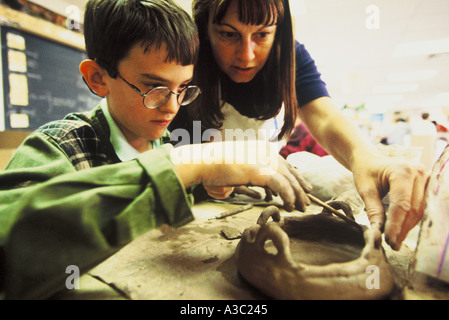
[{"x1": 79, "y1": 59, "x2": 108, "y2": 97}]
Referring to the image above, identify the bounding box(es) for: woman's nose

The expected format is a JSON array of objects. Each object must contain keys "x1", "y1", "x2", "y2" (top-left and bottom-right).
[{"x1": 236, "y1": 37, "x2": 256, "y2": 62}]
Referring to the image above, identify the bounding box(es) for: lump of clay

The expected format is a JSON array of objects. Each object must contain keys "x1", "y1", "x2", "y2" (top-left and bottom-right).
[{"x1": 235, "y1": 206, "x2": 395, "y2": 300}]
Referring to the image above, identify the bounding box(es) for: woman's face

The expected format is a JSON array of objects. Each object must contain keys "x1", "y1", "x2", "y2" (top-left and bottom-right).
[{"x1": 207, "y1": 0, "x2": 277, "y2": 83}]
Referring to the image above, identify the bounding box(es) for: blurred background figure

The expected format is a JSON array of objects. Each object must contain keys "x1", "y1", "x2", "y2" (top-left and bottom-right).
[
  {"x1": 432, "y1": 120, "x2": 448, "y2": 133},
  {"x1": 280, "y1": 121, "x2": 329, "y2": 158},
  {"x1": 412, "y1": 112, "x2": 437, "y2": 136},
  {"x1": 386, "y1": 117, "x2": 411, "y2": 146}
]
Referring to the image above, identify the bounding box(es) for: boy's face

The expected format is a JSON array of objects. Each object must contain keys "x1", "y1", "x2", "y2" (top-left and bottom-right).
[{"x1": 105, "y1": 43, "x2": 194, "y2": 149}]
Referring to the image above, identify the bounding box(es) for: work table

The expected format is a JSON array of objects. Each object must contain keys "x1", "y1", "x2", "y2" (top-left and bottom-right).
[{"x1": 52, "y1": 199, "x2": 449, "y2": 300}]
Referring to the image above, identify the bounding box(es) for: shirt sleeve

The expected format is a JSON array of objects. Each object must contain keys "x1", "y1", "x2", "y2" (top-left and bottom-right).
[
  {"x1": 295, "y1": 41, "x2": 330, "y2": 107},
  {"x1": 0, "y1": 133, "x2": 194, "y2": 299}
]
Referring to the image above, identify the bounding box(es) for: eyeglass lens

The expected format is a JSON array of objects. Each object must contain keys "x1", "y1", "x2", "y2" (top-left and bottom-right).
[{"x1": 144, "y1": 87, "x2": 200, "y2": 108}]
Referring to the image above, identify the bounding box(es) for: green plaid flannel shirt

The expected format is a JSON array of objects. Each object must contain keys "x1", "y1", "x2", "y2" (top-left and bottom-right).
[{"x1": 0, "y1": 105, "x2": 193, "y2": 299}]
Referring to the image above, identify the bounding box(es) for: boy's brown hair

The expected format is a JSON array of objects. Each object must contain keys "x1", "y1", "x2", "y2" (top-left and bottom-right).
[{"x1": 84, "y1": 0, "x2": 199, "y2": 77}]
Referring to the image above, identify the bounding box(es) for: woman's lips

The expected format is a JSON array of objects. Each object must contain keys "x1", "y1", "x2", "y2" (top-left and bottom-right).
[
  {"x1": 232, "y1": 66, "x2": 256, "y2": 76},
  {"x1": 234, "y1": 66, "x2": 254, "y2": 71}
]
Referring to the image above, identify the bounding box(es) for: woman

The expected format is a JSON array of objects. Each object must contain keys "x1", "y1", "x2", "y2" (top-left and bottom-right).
[
  {"x1": 171, "y1": 0, "x2": 328, "y2": 145},
  {"x1": 170, "y1": 0, "x2": 428, "y2": 251}
]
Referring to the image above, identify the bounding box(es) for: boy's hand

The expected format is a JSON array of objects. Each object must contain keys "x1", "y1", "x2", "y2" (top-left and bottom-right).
[{"x1": 171, "y1": 141, "x2": 312, "y2": 211}]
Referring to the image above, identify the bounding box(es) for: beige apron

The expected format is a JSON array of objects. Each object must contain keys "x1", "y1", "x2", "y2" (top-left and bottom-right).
[{"x1": 207, "y1": 101, "x2": 287, "y2": 151}]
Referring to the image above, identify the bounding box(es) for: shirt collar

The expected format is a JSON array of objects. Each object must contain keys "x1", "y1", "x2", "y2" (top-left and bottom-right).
[{"x1": 100, "y1": 99, "x2": 142, "y2": 162}]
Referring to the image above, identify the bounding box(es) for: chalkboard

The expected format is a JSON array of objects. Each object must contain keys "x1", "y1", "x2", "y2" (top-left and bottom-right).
[{"x1": 0, "y1": 25, "x2": 101, "y2": 131}]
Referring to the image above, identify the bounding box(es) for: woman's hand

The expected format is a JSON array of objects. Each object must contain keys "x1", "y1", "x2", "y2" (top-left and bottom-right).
[
  {"x1": 299, "y1": 97, "x2": 429, "y2": 251},
  {"x1": 352, "y1": 155, "x2": 429, "y2": 250},
  {"x1": 171, "y1": 141, "x2": 312, "y2": 211}
]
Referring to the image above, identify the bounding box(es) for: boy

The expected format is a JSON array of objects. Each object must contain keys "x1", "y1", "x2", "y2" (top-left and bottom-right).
[{"x1": 0, "y1": 0, "x2": 310, "y2": 299}]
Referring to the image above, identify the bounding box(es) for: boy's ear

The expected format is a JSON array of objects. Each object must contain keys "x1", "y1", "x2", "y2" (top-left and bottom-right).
[{"x1": 79, "y1": 59, "x2": 109, "y2": 97}]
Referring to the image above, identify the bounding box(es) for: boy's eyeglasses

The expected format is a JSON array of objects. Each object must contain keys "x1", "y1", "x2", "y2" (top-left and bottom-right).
[
  {"x1": 95, "y1": 60, "x2": 201, "y2": 109},
  {"x1": 116, "y1": 73, "x2": 201, "y2": 109}
]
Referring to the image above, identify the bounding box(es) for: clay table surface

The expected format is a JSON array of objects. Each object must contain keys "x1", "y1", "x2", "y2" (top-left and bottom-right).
[
  {"x1": 54, "y1": 201, "x2": 449, "y2": 300},
  {"x1": 85, "y1": 201, "x2": 280, "y2": 300}
]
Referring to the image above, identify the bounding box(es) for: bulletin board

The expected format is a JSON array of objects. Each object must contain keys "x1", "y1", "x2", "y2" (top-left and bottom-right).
[{"x1": 0, "y1": 25, "x2": 101, "y2": 131}]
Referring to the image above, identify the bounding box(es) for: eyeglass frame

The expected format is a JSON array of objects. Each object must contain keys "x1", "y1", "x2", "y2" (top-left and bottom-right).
[{"x1": 94, "y1": 60, "x2": 201, "y2": 109}]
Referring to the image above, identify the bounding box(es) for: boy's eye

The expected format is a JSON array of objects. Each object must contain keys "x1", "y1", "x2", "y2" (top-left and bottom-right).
[
  {"x1": 177, "y1": 84, "x2": 190, "y2": 94},
  {"x1": 143, "y1": 83, "x2": 159, "y2": 91}
]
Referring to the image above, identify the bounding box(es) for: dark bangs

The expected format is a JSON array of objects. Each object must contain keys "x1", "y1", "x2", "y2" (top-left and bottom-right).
[
  {"x1": 85, "y1": 0, "x2": 198, "y2": 74},
  {"x1": 212, "y1": 0, "x2": 284, "y2": 26}
]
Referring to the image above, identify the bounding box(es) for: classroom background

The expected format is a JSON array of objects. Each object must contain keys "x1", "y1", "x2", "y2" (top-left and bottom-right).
[{"x1": 0, "y1": 0, "x2": 448, "y2": 172}]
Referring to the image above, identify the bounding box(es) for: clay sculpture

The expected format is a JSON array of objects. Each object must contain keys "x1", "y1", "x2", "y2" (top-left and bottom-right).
[{"x1": 235, "y1": 205, "x2": 395, "y2": 300}]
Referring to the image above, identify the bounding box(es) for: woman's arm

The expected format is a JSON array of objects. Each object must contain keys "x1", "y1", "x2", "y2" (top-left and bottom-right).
[{"x1": 298, "y1": 97, "x2": 429, "y2": 250}]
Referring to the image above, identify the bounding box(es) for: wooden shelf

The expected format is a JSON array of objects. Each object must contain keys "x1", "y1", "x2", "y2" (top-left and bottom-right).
[{"x1": 0, "y1": 5, "x2": 85, "y2": 51}]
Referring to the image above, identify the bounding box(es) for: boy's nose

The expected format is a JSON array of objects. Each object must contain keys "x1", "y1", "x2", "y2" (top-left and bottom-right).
[{"x1": 158, "y1": 93, "x2": 179, "y2": 114}]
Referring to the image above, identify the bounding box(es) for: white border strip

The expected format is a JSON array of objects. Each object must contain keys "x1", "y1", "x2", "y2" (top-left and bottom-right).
[{"x1": 0, "y1": 26, "x2": 5, "y2": 131}]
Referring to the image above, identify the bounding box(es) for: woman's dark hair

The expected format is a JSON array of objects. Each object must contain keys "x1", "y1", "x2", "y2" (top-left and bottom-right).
[
  {"x1": 83, "y1": 0, "x2": 199, "y2": 76},
  {"x1": 190, "y1": 0, "x2": 297, "y2": 139}
]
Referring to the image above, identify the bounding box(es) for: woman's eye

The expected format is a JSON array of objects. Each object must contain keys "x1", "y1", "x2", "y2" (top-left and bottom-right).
[
  {"x1": 220, "y1": 31, "x2": 238, "y2": 40},
  {"x1": 255, "y1": 32, "x2": 272, "y2": 41}
]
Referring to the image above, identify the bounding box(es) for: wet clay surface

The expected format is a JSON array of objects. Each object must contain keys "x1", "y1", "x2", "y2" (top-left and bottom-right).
[
  {"x1": 88, "y1": 202, "x2": 271, "y2": 300},
  {"x1": 264, "y1": 240, "x2": 362, "y2": 266},
  {"x1": 262, "y1": 214, "x2": 365, "y2": 266}
]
